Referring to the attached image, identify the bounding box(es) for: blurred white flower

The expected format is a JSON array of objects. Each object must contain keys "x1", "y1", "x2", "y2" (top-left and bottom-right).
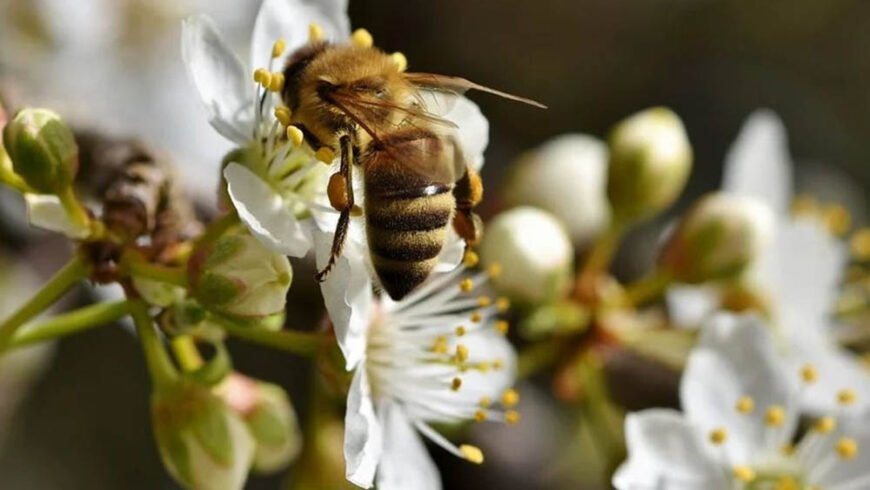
[
  {"x1": 339, "y1": 264, "x2": 518, "y2": 490},
  {"x1": 615, "y1": 314, "x2": 870, "y2": 490},
  {"x1": 667, "y1": 110, "x2": 870, "y2": 418},
  {"x1": 505, "y1": 134, "x2": 610, "y2": 246}
]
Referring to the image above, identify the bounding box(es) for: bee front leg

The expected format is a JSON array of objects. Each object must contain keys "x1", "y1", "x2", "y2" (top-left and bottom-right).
[
  {"x1": 452, "y1": 165, "x2": 484, "y2": 246},
  {"x1": 315, "y1": 134, "x2": 354, "y2": 282}
]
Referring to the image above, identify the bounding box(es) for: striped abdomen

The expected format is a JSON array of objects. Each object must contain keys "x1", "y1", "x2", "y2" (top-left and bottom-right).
[{"x1": 365, "y1": 181, "x2": 454, "y2": 300}]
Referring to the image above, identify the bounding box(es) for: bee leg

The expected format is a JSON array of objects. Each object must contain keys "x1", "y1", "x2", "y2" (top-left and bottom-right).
[
  {"x1": 315, "y1": 134, "x2": 355, "y2": 282},
  {"x1": 452, "y1": 165, "x2": 484, "y2": 246}
]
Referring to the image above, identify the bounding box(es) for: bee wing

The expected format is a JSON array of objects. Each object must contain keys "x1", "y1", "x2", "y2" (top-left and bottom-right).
[{"x1": 403, "y1": 72, "x2": 548, "y2": 109}]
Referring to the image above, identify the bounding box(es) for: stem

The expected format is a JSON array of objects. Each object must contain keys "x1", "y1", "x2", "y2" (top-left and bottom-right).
[
  {"x1": 129, "y1": 300, "x2": 178, "y2": 389},
  {"x1": 124, "y1": 252, "x2": 188, "y2": 287},
  {"x1": 623, "y1": 269, "x2": 673, "y2": 307},
  {"x1": 212, "y1": 314, "x2": 320, "y2": 357},
  {"x1": 578, "y1": 224, "x2": 624, "y2": 280},
  {"x1": 171, "y1": 335, "x2": 204, "y2": 372},
  {"x1": 518, "y1": 341, "x2": 560, "y2": 379},
  {"x1": 0, "y1": 255, "x2": 89, "y2": 351},
  {"x1": 57, "y1": 186, "x2": 91, "y2": 230},
  {"x1": 8, "y1": 300, "x2": 129, "y2": 349}
]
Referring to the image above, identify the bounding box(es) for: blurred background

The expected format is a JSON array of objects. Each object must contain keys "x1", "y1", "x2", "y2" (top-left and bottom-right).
[{"x1": 0, "y1": 0, "x2": 867, "y2": 488}]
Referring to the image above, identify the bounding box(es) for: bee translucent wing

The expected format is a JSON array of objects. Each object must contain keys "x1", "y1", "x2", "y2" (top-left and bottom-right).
[{"x1": 404, "y1": 72, "x2": 547, "y2": 108}]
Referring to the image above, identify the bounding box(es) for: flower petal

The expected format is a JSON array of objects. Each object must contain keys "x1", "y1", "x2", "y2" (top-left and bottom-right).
[
  {"x1": 613, "y1": 409, "x2": 727, "y2": 490},
  {"x1": 788, "y1": 341, "x2": 870, "y2": 418},
  {"x1": 722, "y1": 110, "x2": 793, "y2": 215},
  {"x1": 24, "y1": 194, "x2": 90, "y2": 239},
  {"x1": 665, "y1": 284, "x2": 720, "y2": 329},
  {"x1": 445, "y1": 96, "x2": 489, "y2": 171},
  {"x1": 680, "y1": 313, "x2": 798, "y2": 465},
  {"x1": 182, "y1": 15, "x2": 253, "y2": 145},
  {"x1": 314, "y1": 230, "x2": 372, "y2": 370},
  {"x1": 376, "y1": 401, "x2": 441, "y2": 490},
  {"x1": 224, "y1": 163, "x2": 312, "y2": 257},
  {"x1": 250, "y1": 0, "x2": 351, "y2": 71},
  {"x1": 344, "y1": 367, "x2": 383, "y2": 489}
]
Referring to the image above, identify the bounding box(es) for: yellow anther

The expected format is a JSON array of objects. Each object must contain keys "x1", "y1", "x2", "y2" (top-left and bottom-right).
[
  {"x1": 432, "y1": 336, "x2": 448, "y2": 354},
  {"x1": 495, "y1": 320, "x2": 509, "y2": 335},
  {"x1": 274, "y1": 106, "x2": 292, "y2": 126},
  {"x1": 455, "y1": 344, "x2": 469, "y2": 363},
  {"x1": 470, "y1": 311, "x2": 482, "y2": 323},
  {"x1": 851, "y1": 228, "x2": 870, "y2": 261},
  {"x1": 451, "y1": 377, "x2": 462, "y2": 391},
  {"x1": 308, "y1": 23, "x2": 324, "y2": 42},
  {"x1": 455, "y1": 326, "x2": 467, "y2": 337},
  {"x1": 286, "y1": 126, "x2": 305, "y2": 146},
  {"x1": 479, "y1": 396, "x2": 492, "y2": 408},
  {"x1": 351, "y1": 28, "x2": 373, "y2": 48},
  {"x1": 736, "y1": 396, "x2": 756, "y2": 414},
  {"x1": 487, "y1": 263, "x2": 503, "y2": 278},
  {"x1": 824, "y1": 204, "x2": 851, "y2": 236},
  {"x1": 800, "y1": 363, "x2": 818, "y2": 384},
  {"x1": 268, "y1": 72, "x2": 285, "y2": 92},
  {"x1": 477, "y1": 362, "x2": 491, "y2": 373},
  {"x1": 764, "y1": 405, "x2": 786, "y2": 427},
  {"x1": 791, "y1": 194, "x2": 819, "y2": 217},
  {"x1": 732, "y1": 466, "x2": 756, "y2": 482},
  {"x1": 459, "y1": 278, "x2": 474, "y2": 292},
  {"x1": 781, "y1": 443, "x2": 796, "y2": 456},
  {"x1": 776, "y1": 476, "x2": 800, "y2": 490},
  {"x1": 476, "y1": 296, "x2": 492, "y2": 307},
  {"x1": 460, "y1": 444, "x2": 484, "y2": 464},
  {"x1": 493, "y1": 359, "x2": 504, "y2": 370},
  {"x1": 836, "y1": 437, "x2": 858, "y2": 459},
  {"x1": 709, "y1": 428, "x2": 727, "y2": 445},
  {"x1": 391, "y1": 52, "x2": 408, "y2": 72},
  {"x1": 271, "y1": 38, "x2": 286, "y2": 58},
  {"x1": 501, "y1": 388, "x2": 520, "y2": 408},
  {"x1": 814, "y1": 416, "x2": 837, "y2": 434},
  {"x1": 253, "y1": 67, "x2": 270, "y2": 83},
  {"x1": 495, "y1": 297, "x2": 510, "y2": 312},
  {"x1": 463, "y1": 250, "x2": 480, "y2": 268},
  {"x1": 474, "y1": 410, "x2": 487, "y2": 422},
  {"x1": 315, "y1": 147, "x2": 336, "y2": 163},
  {"x1": 505, "y1": 410, "x2": 521, "y2": 425},
  {"x1": 837, "y1": 389, "x2": 857, "y2": 406}
]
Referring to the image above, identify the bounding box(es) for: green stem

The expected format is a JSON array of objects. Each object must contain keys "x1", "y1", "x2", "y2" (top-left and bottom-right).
[
  {"x1": 212, "y1": 314, "x2": 320, "y2": 357},
  {"x1": 171, "y1": 335, "x2": 204, "y2": 372},
  {"x1": 0, "y1": 255, "x2": 89, "y2": 351},
  {"x1": 7, "y1": 300, "x2": 129, "y2": 349},
  {"x1": 578, "y1": 224, "x2": 624, "y2": 280},
  {"x1": 518, "y1": 341, "x2": 560, "y2": 379},
  {"x1": 124, "y1": 252, "x2": 188, "y2": 287},
  {"x1": 129, "y1": 300, "x2": 178, "y2": 389},
  {"x1": 623, "y1": 269, "x2": 673, "y2": 307},
  {"x1": 57, "y1": 186, "x2": 91, "y2": 230}
]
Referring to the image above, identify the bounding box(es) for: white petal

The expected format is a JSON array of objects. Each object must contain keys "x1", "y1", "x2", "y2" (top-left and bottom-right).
[
  {"x1": 344, "y1": 368, "x2": 383, "y2": 488},
  {"x1": 376, "y1": 401, "x2": 441, "y2": 490},
  {"x1": 433, "y1": 228, "x2": 464, "y2": 272},
  {"x1": 681, "y1": 314, "x2": 798, "y2": 465},
  {"x1": 24, "y1": 194, "x2": 90, "y2": 239},
  {"x1": 224, "y1": 163, "x2": 313, "y2": 257},
  {"x1": 250, "y1": 0, "x2": 351, "y2": 71},
  {"x1": 665, "y1": 285, "x2": 720, "y2": 329},
  {"x1": 445, "y1": 96, "x2": 489, "y2": 171},
  {"x1": 613, "y1": 409, "x2": 727, "y2": 490},
  {"x1": 812, "y1": 423, "x2": 870, "y2": 488},
  {"x1": 722, "y1": 110, "x2": 793, "y2": 214},
  {"x1": 788, "y1": 341, "x2": 870, "y2": 418},
  {"x1": 182, "y1": 15, "x2": 254, "y2": 145},
  {"x1": 314, "y1": 231, "x2": 372, "y2": 370}
]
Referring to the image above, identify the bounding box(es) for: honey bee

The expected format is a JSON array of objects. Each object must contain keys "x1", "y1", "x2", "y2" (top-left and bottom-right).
[{"x1": 281, "y1": 31, "x2": 543, "y2": 300}]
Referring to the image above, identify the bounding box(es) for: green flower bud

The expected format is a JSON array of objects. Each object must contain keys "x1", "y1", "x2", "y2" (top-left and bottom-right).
[
  {"x1": 480, "y1": 207, "x2": 575, "y2": 305},
  {"x1": 505, "y1": 134, "x2": 610, "y2": 246},
  {"x1": 217, "y1": 374, "x2": 302, "y2": 474},
  {"x1": 658, "y1": 192, "x2": 774, "y2": 284},
  {"x1": 607, "y1": 107, "x2": 692, "y2": 225},
  {"x1": 151, "y1": 381, "x2": 255, "y2": 490},
  {"x1": 189, "y1": 233, "x2": 292, "y2": 319},
  {"x1": 3, "y1": 108, "x2": 78, "y2": 194}
]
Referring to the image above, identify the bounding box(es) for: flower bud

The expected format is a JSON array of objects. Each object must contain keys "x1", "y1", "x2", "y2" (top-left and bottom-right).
[
  {"x1": 480, "y1": 207, "x2": 574, "y2": 304},
  {"x1": 658, "y1": 193, "x2": 774, "y2": 284},
  {"x1": 2, "y1": 108, "x2": 78, "y2": 194},
  {"x1": 217, "y1": 374, "x2": 302, "y2": 473},
  {"x1": 188, "y1": 233, "x2": 292, "y2": 319},
  {"x1": 607, "y1": 107, "x2": 692, "y2": 224},
  {"x1": 151, "y1": 381, "x2": 255, "y2": 490},
  {"x1": 505, "y1": 134, "x2": 610, "y2": 246}
]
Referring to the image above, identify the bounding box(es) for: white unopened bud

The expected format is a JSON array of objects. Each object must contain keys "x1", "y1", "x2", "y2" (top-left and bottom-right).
[
  {"x1": 188, "y1": 233, "x2": 292, "y2": 319},
  {"x1": 2, "y1": 108, "x2": 78, "y2": 195},
  {"x1": 505, "y1": 134, "x2": 610, "y2": 246},
  {"x1": 607, "y1": 107, "x2": 692, "y2": 224},
  {"x1": 217, "y1": 374, "x2": 302, "y2": 474},
  {"x1": 480, "y1": 207, "x2": 574, "y2": 304},
  {"x1": 151, "y1": 381, "x2": 255, "y2": 490},
  {"x1": 658, "y1": 193, "x2": 774, "y2": 284}
]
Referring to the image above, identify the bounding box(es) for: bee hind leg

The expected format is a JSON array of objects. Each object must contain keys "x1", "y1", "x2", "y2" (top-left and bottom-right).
[
  {"x1": 315, "y1": 135, "x2": 355, "y2": 282},
  {"x1": 452, "y1": 165, "x2": 484, "y2": 246}
]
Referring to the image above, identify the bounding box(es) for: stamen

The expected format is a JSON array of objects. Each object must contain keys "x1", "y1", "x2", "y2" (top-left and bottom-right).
[
  {"x1": 479, "y1": 396, "x2": 492, "y2": 408},
  {"x1": 459, "y1": 444, "x2": 484, "y2": 464},
  {"x1": 451, "y1": 377, "x2": 462, "y2": 391},
  {"x1": 837, "y1": 389, "x2": 857, "y2": 406},
  {"x1": 791, "y1": 194, "x2": 819, "y2": 218},
  {"x1": 286, "y1": 126, "x2": 304, "y2": 146},
  {"x1": 836, "y1": 438, "x2": 858, "y2": 459},
  {"x1": 501, "y1": 389, "x2": 520, "y2": 408},
  {"x1": 764, "y1": 405, "x2": 785, "y2": 427},
  {"x1": 814, "y1": 416, "x2": 837, "y2": 434},
  {"x1": 505, "y1": 410, "x2": 521, "y2": 425},
  {"x1": 736, "y1": 395, "x2": 756, "y2": 414},
  {"x1": 495, "y1": 321, "x2": 509, "y2": 335},
  {"x1": 459, "y1": 278, "x2": 474, "y2": 292},
  {"x1": 455, "y1": 326, "x2": 467, "y2": 336},
  {"x1": 470, "y1": 311, "x2": 482, "y2": 323},
  {"x1": 732, "y1": 465, "x2": 756, "y2": 482},
  {"x1": 455, "y1": 344, "x2": 469, "y2": 363},
  {"x1": 315, "y1": 147, "x2": 335, "y2": 163},
  {"x1": 851, "y1": 228, "x2": 870, "y2": 261},
  {"x1": 271, "y1": 38, "x2": 286, "y2": 58},
  {"x1": 274, "y1": 106, "x2": 292, "y2": 126},
  {"x1": 308, "y1": 23, "x2": 324, "y2": 42},
  {"x1": 391, "y1": 52, "x2": 408, "y2": 72},
  {"x1": 495, "y1": 297, "x2": 510, "y2": 312},
  {"x1": 253, "y1": 67, "x2": 270, "y2": 83},
  {"x1": 487, "y1": 263, "x2": 503, "y2": 278},
  {"x1": 781, "y1": 443, "x2": 796, "y2": 456},
  {"x1": 463, "y1": 250, "x2": 480, "y2": 268},
  {"x1": 824, "y1": 204, "x2": 851, "y2": 236},
  {"x1": 801, "y1": 363, "x2": 818, "y2": 384},
  {"x1": 268, "y1": 72, "x2": 285, "y2": 92},
  {"x1": 432, "y1": 336, "x2": 449, "y2": 354},
  {"x1": 476, "y1": 296, "x2": 491, "y2": 307},
  {"x1": 474, "y1": 410, "x2": 487, "y2": 422},
  {"x1": 476, "y1": 362, "x2": 491, "y2": 373},
  {"x1": 351, "y1": 28, "x2": 373, "y2": 48},
  {"x1": 709, "y1": 428, "x2": 728, "y2": 445},
  {"x1": 492, "y1": 359, "x2": 504, "y2": 370}
]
